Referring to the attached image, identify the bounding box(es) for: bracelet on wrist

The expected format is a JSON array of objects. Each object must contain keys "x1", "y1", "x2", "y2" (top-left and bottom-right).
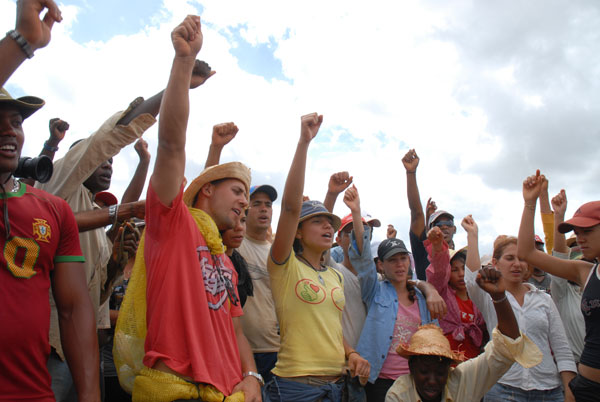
[
  {"x1": 492, "y1": 293, "x2": 507, "y2": 304},
  {"x1": 524, "y1": 203, "x2": 536, "y2": 211},
  {"x1": 43, "y1": 141, "x2": 59, "y2": 152},
  {"x1": 6, "y1": 30, "x2": 34, "y2": 59},
  {"x1": 406, "y1": 170, "x2": 416, "y2": 174},
  {"x1": 347, "y1": 350, "x2": 359, "y2": 359}
]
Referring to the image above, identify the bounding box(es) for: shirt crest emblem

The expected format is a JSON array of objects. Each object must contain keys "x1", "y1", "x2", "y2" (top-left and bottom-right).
[{"x1": 33, "y1": 218, "x2": 51, "y2": 243}]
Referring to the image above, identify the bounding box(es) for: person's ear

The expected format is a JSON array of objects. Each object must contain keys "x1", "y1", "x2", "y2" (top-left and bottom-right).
[{"x1": 200, "y1": 182, "x2": 214, "y2": 198}]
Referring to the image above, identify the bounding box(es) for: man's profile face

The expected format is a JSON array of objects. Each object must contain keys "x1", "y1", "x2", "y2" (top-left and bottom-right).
[
  {"x1": 0, "y1": 106, "x2": 25, "y2": 175},
  {"x1": 246, "y1": 191, "x2": 272, "y2": 232},
  {"x1": 410, "y1": 356, "x2": 451, "y2": 402},
  {"x1": 83, "y1": 158, "x2": 113, "y2": 194},
  {"x1": 433, "y1": 214, "x2": 456, "y2": 243},
  {"x1": 207, "y1": 179, "x2": 248, "y2": 231}
]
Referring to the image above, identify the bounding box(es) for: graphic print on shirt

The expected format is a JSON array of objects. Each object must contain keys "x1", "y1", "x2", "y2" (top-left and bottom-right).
[
  {"x1": 331, "y1": 286, "x2": 345, "y2": 311},
  {"x1": 461, "y1": 311, "x2": 475, "y2": 322},
  {"x1": 197, "y1": 245, "x2": 233, "y2": 311},
  {"x1": 389, "y1": 309, "x2": 421, "y2": 352},
  {"x1": 581, "y1": 297, "x2": 600, "y2": 316},
  {"x1": 295, "y1": 278, "x2": 326, "y2": 304}
]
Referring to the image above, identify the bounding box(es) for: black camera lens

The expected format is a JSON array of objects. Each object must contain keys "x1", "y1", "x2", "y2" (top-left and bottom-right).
[{"x1": 14, "y1": 156, "x2": 53, "y2": 183}]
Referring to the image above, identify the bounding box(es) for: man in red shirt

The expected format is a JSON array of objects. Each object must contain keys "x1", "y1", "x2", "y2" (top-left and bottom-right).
[
  {"x1": 0, "y1": 1, "x2": 100, "y2": 400},
  {"x1": 131, "y1": 15, "x2": 261, "y2": 402}
]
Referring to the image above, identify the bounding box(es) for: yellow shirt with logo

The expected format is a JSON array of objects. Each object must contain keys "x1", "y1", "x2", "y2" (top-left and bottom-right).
[{"x1": 268, "y1": 251, "x2": 346, "y2": 377}]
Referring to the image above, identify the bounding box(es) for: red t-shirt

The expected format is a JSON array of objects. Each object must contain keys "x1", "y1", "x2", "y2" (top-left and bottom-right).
[
  {"x1": 0, "y1": 183, "x2": 84, "y2": 401},
  {"x1": 448, "y1": 295, "x2": 481, "y2": 359},
  {"x1": 143, "y1": 183, "x2": 243, "y2": 395}
]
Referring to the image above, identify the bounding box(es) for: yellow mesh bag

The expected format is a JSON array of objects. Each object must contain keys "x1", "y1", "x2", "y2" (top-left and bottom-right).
[{"x1": 113, "y1": 231, "x2": 149, "y2": 394}]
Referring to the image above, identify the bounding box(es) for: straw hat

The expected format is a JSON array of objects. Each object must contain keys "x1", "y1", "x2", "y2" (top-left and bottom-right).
[
  {"x1": 397, "y1": 324, "x2": 466, "y2": 363},
  {"x1": 182, "y1": 162, "x2": 251, "y2": 207}
]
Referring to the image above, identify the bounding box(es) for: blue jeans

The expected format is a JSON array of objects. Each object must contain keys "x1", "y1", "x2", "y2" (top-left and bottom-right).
[
  {"x1": 263, "y1": 375, "x2": 343, "y2": 402},
  {"x1": 484, "y1": 383, "x2": 564, "y2": 402},
  {"x1": 254, "y1": 352, "x2": 277, "y2": 384},
  {"x1": 47, "y1": 349, "x2": 78, "y2": 402}
]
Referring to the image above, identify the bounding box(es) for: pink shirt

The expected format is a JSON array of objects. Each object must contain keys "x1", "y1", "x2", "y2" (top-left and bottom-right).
[{"x1": 378, "y1": 300, "x2": 421, "y2": 379}]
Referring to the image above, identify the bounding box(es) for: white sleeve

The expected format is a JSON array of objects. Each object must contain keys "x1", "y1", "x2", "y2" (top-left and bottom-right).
[
  {"x1": 546, "y1": 294, "x2": 578, "y2": 373},
  {"x1": 464, "y1": 267, "x2": 497, "y2": 332}
]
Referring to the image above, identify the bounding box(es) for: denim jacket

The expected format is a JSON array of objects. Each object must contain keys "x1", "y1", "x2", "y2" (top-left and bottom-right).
[{"x1": 348, "y1": 227, "x2": 436, "y2": 384}]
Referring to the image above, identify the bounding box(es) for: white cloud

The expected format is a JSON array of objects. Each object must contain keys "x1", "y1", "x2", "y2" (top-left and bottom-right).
[{"x1": 2, "y1": 0, "x2": 598, "y2": 257}]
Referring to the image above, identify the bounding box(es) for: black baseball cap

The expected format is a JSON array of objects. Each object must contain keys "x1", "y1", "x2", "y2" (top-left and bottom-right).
[{"x1": 378, "y1": 238, "x2": 410, "y2": 261}]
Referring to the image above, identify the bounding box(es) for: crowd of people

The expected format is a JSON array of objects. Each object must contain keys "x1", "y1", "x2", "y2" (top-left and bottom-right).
[{"x1": 1, "y1": 1, "x2": 599, "y2": 402}]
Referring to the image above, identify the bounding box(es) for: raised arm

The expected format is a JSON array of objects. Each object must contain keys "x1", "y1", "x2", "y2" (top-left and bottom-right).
[
  {"x1": 424, "y1": 226, "x2": 451, "y2": 290},
  {"x1": 150, "y1": 16, "x2": 204, "y2": 206},
  {"x1": 461, "y1": 215, "x2": 481, "y2": 272},
  {"x1": 343, "y1": 184, "x2": 364, "y2": 252},
  {"x1": 40, "y1": 118, "x2": 68, "y2": 159},
  {"x1": 271, "y1": 113, "x2": 323, "y2": 263},
  {"x1": 204, "y1": 122, "x2": 239, "y2": 168},
  {"x1": 476, "y1": 267, "x2": 519, "y2": 339},
  {"x1": 517, "y1": 170, "x2": 591, "y2": 286},
  {"x1": 52, "y1": 262, "x2": 100, "y2": 402},
  {"x1": 0, "y1": 0, "x2": 62, "y2": 87},
  {"x1": 121, "y1": 138, "x2": 151, "y2": 203},
  {"x1": 551, "y1": 190, "x2": 569, "y2": 254},
  {"x1": 323, "y1": 171, "x2": 352, "y2": 212},
  {"x1": 402, "y1": 149, "x2": 426, "y2": 236},
  {"x1": 539, "y1": 176, "x2": 554, "y2": 253}
]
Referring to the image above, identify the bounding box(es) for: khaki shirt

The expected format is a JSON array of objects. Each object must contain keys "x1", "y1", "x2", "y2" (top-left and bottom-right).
[
  {"x1": 37, "y1": 103, "x2": 155, "y2": 359},
  {"x1": 385, "y1": 328, "x2": 543, "y2": 402}
]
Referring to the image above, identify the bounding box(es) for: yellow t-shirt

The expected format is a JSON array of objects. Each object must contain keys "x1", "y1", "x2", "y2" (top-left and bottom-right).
[{"x1": 268, "y1": 251, "x2": 346, "y2": 377}]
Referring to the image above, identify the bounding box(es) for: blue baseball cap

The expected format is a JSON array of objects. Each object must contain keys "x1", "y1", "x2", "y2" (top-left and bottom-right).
[
  {"x1": 299, "y1": 200, "x2": 341, "y2": 231},
  {"x1": 250, "y1": 184, "x2": 278, "y2": 202}
]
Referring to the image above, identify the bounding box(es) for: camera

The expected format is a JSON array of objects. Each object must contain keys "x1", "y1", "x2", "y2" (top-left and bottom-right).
[{"x1": 14, "y1": 156, "x2": 53, "y2": 183}]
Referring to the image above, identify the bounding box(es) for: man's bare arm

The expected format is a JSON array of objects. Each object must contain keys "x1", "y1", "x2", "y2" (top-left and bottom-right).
[
  {"x1": 402, "y1": 149, "x2": 426, "y2": 235},
  {"x1": 74, "y1": 200, "x2": 145, "y2": 232},
  {"x1": 0, "y1": 0, "x2": 62, "y2": 87},
  {"x1": 52, "y1": 262, "x2": 100, "y2": 402},
  {"x1": 204, "y1": 122, "x2": 239, "y2": 168},
  {"x1": 121, "y1": 139, "x2": 151, "y2": 204}
]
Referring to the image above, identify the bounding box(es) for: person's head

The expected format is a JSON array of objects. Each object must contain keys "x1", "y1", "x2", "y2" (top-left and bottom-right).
[
  {"x1": 335, "y1": 213, "x2": 367, "y2": 254},
  {"x1": 83, "y1": 157, "x2": 113, "y2": 194},
  {"x1": 246, "y1": 184, "x2": 277, "y2": 235},
  {"x1": 531, "y1": 235, "x2": 546, "y2": 275},
  {"x1": 0, "y1": 88, "x2": 44, "y2": 177},
  {"x1": 399, "y1": 324, "x2": 464, "y2": 402},
  {"x1": 492, "y1": 235, "x2": 527, "y2": 285},
  {"x1": 448, "y1": 249, "x2": 467, "y2": 292},
  {"x1": 428, "y1": 210, "x2": 456, "y2": 244},
  {"x1": 362, "y1": 211, "x2": 381, "y2": 231},
  {"x1": 558, "y1": 201, "x2": 600, "y2": 260},
  {"x1": 293, "y1": 200, "x2": 341, "y2": 255},
  {"x1": 377, "y1": 238, "x2": 411, "y2": 284},
  {"x1": 183, "y1": 162, "x2": 251, "y2": 231},
  {"x1": 222, "y1": 214, "x2": 246, "y2": 253}
]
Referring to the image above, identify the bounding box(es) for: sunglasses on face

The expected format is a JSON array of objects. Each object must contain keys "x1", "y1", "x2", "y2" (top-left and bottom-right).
[{"x1": 434, "y1": 220, "x2": 454, "y2": 228}]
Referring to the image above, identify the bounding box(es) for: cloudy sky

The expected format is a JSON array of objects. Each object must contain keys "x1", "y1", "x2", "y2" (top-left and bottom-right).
[{"x1": 2, "y1": 0, "x2": 599, "y2": 255}]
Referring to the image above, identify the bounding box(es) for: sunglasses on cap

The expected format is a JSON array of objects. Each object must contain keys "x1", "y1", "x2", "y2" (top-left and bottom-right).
[{"x1": 434, "y1": 220, "x2": 454, "y2": 228}]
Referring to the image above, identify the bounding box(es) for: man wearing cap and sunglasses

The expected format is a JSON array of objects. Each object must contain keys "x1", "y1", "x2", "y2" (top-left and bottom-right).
[
  {"x1": 0, "y1": 0, "x2": 100, "y2": 401},
  {"x1": 122, "y1": 15, "x2": 260, "y2": 402},
  {"x1": 402, "y1": 149, "x2": 457, "y2": 281}
]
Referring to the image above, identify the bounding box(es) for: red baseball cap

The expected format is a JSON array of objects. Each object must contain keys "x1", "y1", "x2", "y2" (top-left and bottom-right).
[
  {"x1": 95, "y1": 191, "x2": 118, "y2": 207},
  {"x1": 338, "y1": 213, "x2": 366, "y2": 235},
  {"x1": 558, "y1": 201, "x2": 600, "y2": 233}
]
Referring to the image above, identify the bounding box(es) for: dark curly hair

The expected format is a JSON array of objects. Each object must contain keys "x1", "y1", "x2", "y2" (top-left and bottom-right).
[{"x1": 230, "y1": 249, "x2": 253, "y2": 307}]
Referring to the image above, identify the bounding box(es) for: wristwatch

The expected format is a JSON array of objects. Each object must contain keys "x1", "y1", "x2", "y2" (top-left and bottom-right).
[{"x1": 243, "y1": 371, "x2": 265, "y2": 386}]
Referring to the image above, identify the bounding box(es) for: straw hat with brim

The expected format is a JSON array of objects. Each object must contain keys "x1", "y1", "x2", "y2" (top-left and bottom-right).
[
  {"x1": 449, "y1": 247, "x2": 467, "y2": 262},
  {"x1": 0, "y1": 88, "x2": 44, "y2": 119},
  {"x1": 397, "y1": 324, "x2": 466, "y2": 364},
  {"x1": 298, "y1": 200, "x2": 341, "y2": 232},
  {"x1": 558, "y1": 201, "x2": 600, "y2": 233},
  {"x1": 183, "y1": 161, "x2": 251, "y2": 207}
]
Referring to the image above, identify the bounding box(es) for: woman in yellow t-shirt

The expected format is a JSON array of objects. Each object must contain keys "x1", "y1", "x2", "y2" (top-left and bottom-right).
[{"x1": 264, "y1": 113, "x2": 370, "y2": 402}]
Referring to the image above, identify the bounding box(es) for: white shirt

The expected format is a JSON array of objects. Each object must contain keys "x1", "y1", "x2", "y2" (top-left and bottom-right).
[
  {"x1": 551, "y1": 250, "x2": 585, "y2": 363},
  {"x1": 465, "y1": 267, "x2": 576, "y2": 390}
]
